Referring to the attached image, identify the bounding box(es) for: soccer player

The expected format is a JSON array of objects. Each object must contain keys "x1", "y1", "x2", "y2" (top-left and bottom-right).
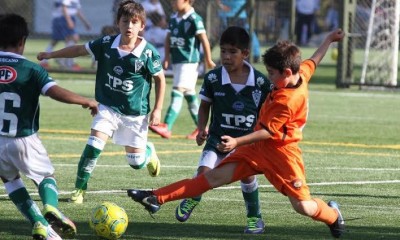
[
  {"x1": 0, "y1": 14, "x2": 98, "y2": 239},
  {"x1": 149, "y1": 0, "x2": 216, "y2": 140},
  {"x1": 175, "y1": 26, "x2": 272, "y2": 234},
  {"x1": 40, "y1": 0, "x2": 91, "y2": 70},
  {"x1": 38, "y1": 0, "x2": 166, "y2": 204},
  {"x1": 127, "y1": 28, "x2": 346, "y2": 238}
]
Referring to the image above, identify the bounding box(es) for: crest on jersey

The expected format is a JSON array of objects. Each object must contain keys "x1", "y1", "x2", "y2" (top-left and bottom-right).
[
  {"x1": 0, "y1": 66, "x2": 17, "y2": 84},
  {"x1": 252, "y1": 89, "x2": 262, "y2": 107},
  {"x1": 135, "y1": 60, "x2": 144, "y2": 72}
]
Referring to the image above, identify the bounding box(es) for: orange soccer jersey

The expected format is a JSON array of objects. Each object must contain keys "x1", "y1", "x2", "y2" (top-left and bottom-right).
[{"x1": 220, "y1": 59, "x2": 316, "y2": 201}]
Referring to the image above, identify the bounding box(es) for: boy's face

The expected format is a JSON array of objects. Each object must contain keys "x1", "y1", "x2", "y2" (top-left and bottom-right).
[
  {"x1": 117, "y1": 15, "x2": 145, "y2": 38},
  {"x1": 220, "y1": 44, "x2": 249, "y2": 72},
  {"x1": 170, "y1": 0, "x2": 188, "y2": 12},
  {"x1": 265, "y1": 66, "x2": 287, "y2": 89}
]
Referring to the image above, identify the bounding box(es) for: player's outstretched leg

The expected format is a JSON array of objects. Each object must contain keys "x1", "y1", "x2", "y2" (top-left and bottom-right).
[
  {"x1": 146, "y1": 142, "x2": 161, "y2": 177},
  {"x1": 43, "y1": 204, "x2": 77, "y2": 239},
  {"x1": 327, "y1": 201, "x2": 345, "y2": 238},
  {"x1": 127, "y1": 189, "x2": 161, "y2": 214},
  {"x1": 175, "y1": 198, "x2": 200, "y2": 222}
]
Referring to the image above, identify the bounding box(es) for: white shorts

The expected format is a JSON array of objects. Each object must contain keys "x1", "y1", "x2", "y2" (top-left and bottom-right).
[
  {"x1": 172, "y1": 63, "x2": 199, "y2": 91},
  {"x1": 198, "y1": 149, "x2": 230, "y2": 169},
  {"x1": 0, "y1": 133, "x2": 54, "y2": 185},
  {"x1": 91, "y1": 104, "x2": 149, "y2": 149}
]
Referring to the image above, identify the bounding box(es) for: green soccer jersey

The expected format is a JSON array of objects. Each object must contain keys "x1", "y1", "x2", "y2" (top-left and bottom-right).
[
  {"x1": 167, "y1": 8, "x2": 206, "y2": 64},
  {"x1": 87, "y1": 34, "x2": 162, "y2": 116},
  {"x1": 0, "y1": 52, "x2": 56, "y2": 137},
  {"x1": 200, "y1": 63, "x2": 273, "y2": 148}
]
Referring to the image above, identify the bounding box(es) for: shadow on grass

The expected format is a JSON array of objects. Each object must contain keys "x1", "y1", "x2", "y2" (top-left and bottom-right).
[{"x1": 1, "y1": 218, "x2": 400, "y2": 240}]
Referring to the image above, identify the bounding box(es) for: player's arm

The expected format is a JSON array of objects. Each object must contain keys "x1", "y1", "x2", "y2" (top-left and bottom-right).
[
  {"x1": 196, "y1": 100, "x2": 211, "y2": 146},
  {"x1": 197, "y1": 32, "x2": 216, "y2": 69},
  {"x1": 62, "y1": 5, "x2": 74, "y2": 29},
  {"x1": 309, "y1": 28, "x2": 345, "y2": 65},
  {"x1": 77, "y1": 10, "x2": 91, "y2": 30},
  {"x1": 37, "y1": 45, "x2": 88, "y2": 61},
  {"x1": 217, "y1": 128, "x2": 271, "y2": 152},
  {"x1": 149, "y1": 73, "x2": 166, "y2": 126},
  {"x1": 45, "y1": 85, "x2": 98, "y2": 116},
  {"x1": 163, "y1": 32, "x2": 171, "y2": 70}
]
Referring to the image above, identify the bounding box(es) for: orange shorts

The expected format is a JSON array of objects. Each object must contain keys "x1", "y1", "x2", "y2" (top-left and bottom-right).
[{"x1": 218, "y1": 140, "x2": 311, "y2": 201}]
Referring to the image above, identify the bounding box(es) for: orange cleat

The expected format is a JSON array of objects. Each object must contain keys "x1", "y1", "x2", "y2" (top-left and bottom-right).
[
  {"x1": 149, "y1": 123, "x2": 172, "y2": 139},
  {"x1": 186, "y1": 128, "x2": 199, "y2": 140}
]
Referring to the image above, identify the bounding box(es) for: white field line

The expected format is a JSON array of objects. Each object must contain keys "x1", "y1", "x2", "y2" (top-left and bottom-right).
[{"x1": 1, "y1": 179, "x2": 399, "y2": 198}]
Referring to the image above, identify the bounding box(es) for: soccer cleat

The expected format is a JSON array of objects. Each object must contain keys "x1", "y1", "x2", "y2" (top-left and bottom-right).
[
  {"x1": 127, "y1": 189, "x2": 160, "y2": 214},
  {"x1": 146, "y1": 142, "x2": 161, "y2": 177},
  {"x1": 32, "y1": 222, "x2": 62, "y2": 240},
  {"x1": 32, "y1": 221, "x2": 47, "y2": 240},
  {"x1": 175, "y1": 198, "x2": 199, "y2": 222},
  {"x1": 149, "y1": 123, "x2": 172, "y2": 139},
  {"x1": 46, "y1": 225, "x2": 62, "y2": 240},
  {"x1": 186, "y1": 128, "x2": 199, "y2": 140},
  {"x1": 69, "y1": 189, "x2": 85, "y2": 204},
  {"x1": 44, "y1": 204, "x2": 77, "y2": 239},
  {"x1": 327, "y1": 201, "x2": 345, "y2": 238},
  {"x1": 244, "y1": 217, "x2": 265, "y2": 234}
]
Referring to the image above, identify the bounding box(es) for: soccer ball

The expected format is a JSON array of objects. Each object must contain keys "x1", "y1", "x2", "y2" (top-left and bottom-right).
[{"x1": 89, "y1": 202, "x2": 128, "y2": 240}]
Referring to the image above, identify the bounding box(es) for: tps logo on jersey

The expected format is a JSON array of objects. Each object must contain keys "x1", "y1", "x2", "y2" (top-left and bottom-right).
[{"x1": 0, "y1": 66, "x2": 17, "y2": 84}]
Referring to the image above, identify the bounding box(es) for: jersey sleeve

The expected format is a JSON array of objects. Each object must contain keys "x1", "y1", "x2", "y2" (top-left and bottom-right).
[
  {"x1": 86, "y1": 36, "x2": 106, "y2": 61},
  {"x1": 199, "y1": 70, "x2": 218, "y2": 103},
  {"x1": 144, "y1": 46, "x2": 163, "y2": 76},
  {"x1": 192, "y1": 14, "x2": 206, "y2": 35},
  {"x1": 300, "y1": 59, "x2": 316, "y2": 83}
]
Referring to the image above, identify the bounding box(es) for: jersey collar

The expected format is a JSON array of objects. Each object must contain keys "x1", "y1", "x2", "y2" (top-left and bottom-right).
[
  {"x1": 0, "y1": 51, "x2": 25, "y2": 59},
  {"x1": 111, "y1": 34, "x2": 148, "y2": 58},
  {"x1": 221, "y1": 61, "x2": 255, "y2": 86}
]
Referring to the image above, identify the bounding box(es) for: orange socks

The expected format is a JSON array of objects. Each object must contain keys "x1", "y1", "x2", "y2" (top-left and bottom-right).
[
  {"x1": 154, "y1": 174, "x2": 211, "y2": 204},
  {"x1": 312, "y1": 198, "x2": 339, "y2": 225}
]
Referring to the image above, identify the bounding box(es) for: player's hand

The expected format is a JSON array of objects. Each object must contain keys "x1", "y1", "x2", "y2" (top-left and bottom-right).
[
  {"x1": 149, "y1": 108, "x2": 162, "y2": 126},
  {"x1": 162, "y1": 59, "x2": 169, "y2": 70},
  {"x1": 216, "y1": 135, "x2": 237, "y2": 152},
  {"x1": 206, "y1": 59, "x2": 216, "y2": 69},
  {"x1": 82, "y1": 99, "x2": 98, "y2": 116},
  {"x1": 37, "y1": 52, "x2": 50, "y2": 61},
  {"x1": 329, "y1": 28, "x2": 345, "y2": 42},
  {"x1": 196, "y1": 129, "x2": 208, "y2": 146}
]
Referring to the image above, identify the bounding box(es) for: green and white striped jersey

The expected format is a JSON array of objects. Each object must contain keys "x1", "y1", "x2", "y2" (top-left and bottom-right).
[
  {"x1": 86, "y1": 34, "x2": 162, "y2": 116},
  {"x1": 0, "y1": 52, "x2": 56, "y2": 137}
]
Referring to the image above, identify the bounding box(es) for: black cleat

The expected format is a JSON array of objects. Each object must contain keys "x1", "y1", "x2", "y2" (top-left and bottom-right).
[
  {"x1": 127, "y1": 189, "x2": 161, "y2": 214},
  {"x1": 327, "y1": 201, "x2": 345, "y2": 238}
]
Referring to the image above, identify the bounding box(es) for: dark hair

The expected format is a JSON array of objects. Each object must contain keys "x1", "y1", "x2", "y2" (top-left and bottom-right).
[
  {"x1": 0, "y1": 14, "x2": 29, "y2": 49},
  {"x1": 117, "y1": 0, "x2": 146, "y2": 24},
  {"x1": 219, "y1": 26, "x2": 250, "y2": 50},
  {"x1": 147, "y1": 12, "x2": 163, "y2": 26},
  {"x1": 262, "y1": 40, "x2": 301, "y2": 74}
]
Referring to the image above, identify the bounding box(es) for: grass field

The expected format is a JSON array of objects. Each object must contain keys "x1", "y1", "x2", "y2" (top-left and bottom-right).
[{"x1": 0, "y1": 39, "x2": 399, "y2": 239}]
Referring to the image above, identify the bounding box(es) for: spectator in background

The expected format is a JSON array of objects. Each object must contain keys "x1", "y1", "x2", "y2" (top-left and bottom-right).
[
  {"x1": 325, "y1": 1, "x2": 339, "y2": 31},
  {"x1": 216, "y1": 0, "x2": 261, "y2": 62},
  {"x1": 142, "y1": 0, "x2": 166, "y2": 31},
  {"x1": 295, "y1": 0, "x2": 320, "y2": 46},
  {"x1": 40, "y1": 0, "x2": 91, "y2": 71}
]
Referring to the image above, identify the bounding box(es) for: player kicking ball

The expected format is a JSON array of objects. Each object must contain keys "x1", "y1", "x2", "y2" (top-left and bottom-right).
[{"x1": 127, "y1": 28, "x2": 346, "y2": 238}]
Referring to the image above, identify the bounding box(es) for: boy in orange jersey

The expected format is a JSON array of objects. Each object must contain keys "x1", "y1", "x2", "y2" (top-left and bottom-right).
[{"x1": 127, "y1": 29, "x2": 346, "y2": 238}]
